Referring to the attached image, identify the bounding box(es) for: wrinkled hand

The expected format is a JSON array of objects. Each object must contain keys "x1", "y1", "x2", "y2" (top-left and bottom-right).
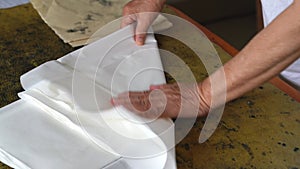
[
  {"x1": 111, "y1": 83, "x2": 210, "y2": 118},
  {"x1": 121, "y1": 0, "x2": 165, "y2": 45}
]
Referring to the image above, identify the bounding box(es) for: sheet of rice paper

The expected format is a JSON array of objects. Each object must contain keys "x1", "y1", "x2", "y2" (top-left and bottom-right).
[{"x1": 0, "y1": 25, "x2": 176, "y2": 169}]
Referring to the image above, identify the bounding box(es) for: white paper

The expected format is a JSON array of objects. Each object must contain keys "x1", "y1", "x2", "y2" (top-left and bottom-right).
[
  {"x1": 0, "y1": 100, "x2": 121, "y2": 169},
  {"x1": 0, "y1": 25, "x2": 176, "y2": 169}
]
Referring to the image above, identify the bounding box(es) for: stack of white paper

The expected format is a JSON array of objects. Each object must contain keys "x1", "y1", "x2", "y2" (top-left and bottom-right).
[{"x1": 0, "y1": 25, "x2": 176, "y2": 169}]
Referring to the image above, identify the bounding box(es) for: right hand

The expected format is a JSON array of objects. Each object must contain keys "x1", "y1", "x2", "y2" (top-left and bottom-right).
[
  {"x1": 111, "y1": 83, "x2": 211, "y2": 118},
  {"x1": 121, "y1": 0, "x2": 166, "y2": 45}
]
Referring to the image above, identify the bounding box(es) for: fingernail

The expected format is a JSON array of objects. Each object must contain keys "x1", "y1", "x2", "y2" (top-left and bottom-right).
[
  {"x1": 136, "y1": 37, "x2": 144, "y2": 46},
  {"x1": 150, "y1": 84, "x2": 160, "y2": 90},
  {"x1": 110, "y1": 98, "x2": 115, "y2": 105}
]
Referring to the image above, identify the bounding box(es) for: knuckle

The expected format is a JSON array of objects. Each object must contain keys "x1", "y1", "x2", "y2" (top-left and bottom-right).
[
  {"x1": 122, "y1": 5, "x2": 131, "y2": 15},
  {"x1": 122, "y1": 9, "x2": 129, "y2": 15}
]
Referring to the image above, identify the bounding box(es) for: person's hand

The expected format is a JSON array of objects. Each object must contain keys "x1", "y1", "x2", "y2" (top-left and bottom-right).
[
  {"x1": 121, "y1": 0, "x2": 166, "y2": 46},
  {"x1": 111, "y1": 83, "x2": 210, "y2": 118}
]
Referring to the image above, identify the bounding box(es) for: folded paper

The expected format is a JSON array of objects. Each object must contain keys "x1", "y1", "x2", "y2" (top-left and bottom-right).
[{"x1": 0, "y1": 25, "x2": 176, "y2": 169}]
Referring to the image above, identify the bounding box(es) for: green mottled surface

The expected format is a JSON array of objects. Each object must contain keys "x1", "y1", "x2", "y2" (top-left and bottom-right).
[
  {"x1": 0, "y1": 4, "x2": 299, "y2": 169},
  {"x1": 0, "y1": 4, "x2": 74, "y2": 108}
]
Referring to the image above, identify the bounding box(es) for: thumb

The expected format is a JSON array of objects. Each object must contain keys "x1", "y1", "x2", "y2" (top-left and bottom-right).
[
  {"x1": 121, "y1": 15, "x2": 136, "y2": 28},
  {"x1": 135, "y1": 19, "x2": 150, "y2": 46}
]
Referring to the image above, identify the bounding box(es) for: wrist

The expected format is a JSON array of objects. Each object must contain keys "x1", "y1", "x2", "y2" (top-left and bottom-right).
[
  {"x1": 197, "y1": 82, "x2": 211, "y2": 116},
  {"x1": 149, "y1": 0, "x2": 166, "y2": 10}
]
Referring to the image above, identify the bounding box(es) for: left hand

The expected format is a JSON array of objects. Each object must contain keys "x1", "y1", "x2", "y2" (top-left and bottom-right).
[{"x1": 121, "y1": 0, "x2": 165, "y2": 45}]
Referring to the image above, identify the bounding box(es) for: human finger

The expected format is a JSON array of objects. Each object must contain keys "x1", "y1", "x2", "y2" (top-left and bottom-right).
[{"x1": 121, "y1": 14, "x2": 136, "y2": 28}]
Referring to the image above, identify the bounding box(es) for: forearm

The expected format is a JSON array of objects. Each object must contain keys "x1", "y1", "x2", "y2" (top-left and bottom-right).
[{"x1": 201, "y1": 1, "x2": 300, "y2": 107}]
